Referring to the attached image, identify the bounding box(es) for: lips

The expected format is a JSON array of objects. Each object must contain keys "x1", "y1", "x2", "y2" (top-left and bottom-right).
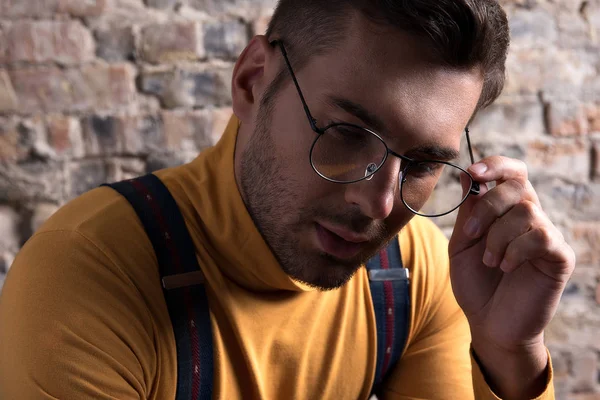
[{"x1": 315, "y1": 223, "x2": 367, "y2": 259}]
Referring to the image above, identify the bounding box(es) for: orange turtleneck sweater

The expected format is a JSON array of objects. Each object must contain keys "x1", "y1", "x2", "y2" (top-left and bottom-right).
[{"x1": 0, "y1": 116, "x2": 553, "y2": 399}]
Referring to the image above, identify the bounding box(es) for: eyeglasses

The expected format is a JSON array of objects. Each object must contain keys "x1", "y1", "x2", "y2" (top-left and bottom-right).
[{"x1": 271, "y1": 40, "x2": 480, "y2": 218}]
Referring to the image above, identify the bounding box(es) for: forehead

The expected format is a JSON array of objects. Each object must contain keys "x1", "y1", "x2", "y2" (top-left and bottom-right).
[{"x1": 302, "y1": 17, "x2": 484, "y2": 149}]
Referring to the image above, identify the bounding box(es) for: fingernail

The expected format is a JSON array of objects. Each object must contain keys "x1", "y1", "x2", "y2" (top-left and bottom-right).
[
  {"x1": 470, "y1": 163, "x2": 488, "y2": 176},
  {"x1": 463, "y1": 217, "x2": 480, "y2": 237},
  {"x1": 499, "y1": 260, "x2": 511, "y2": 272},
  {"x1": 483, "y1": 250, "x2": 496, "y2": 267}
]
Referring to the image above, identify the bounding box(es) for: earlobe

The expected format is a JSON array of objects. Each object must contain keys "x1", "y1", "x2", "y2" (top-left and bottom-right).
[{"x1": 232, "y1": 36, "x2": 274, "y2": 124}]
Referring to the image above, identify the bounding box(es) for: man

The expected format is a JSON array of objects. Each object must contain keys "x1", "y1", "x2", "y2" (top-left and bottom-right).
[{"x1": 0, "y1": 0, "x2": 575, "y2": 399}]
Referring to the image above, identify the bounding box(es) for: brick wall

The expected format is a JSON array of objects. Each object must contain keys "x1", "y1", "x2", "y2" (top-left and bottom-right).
[{"x1": 0, "y1": 0, "x2": 598, "y2": 397}]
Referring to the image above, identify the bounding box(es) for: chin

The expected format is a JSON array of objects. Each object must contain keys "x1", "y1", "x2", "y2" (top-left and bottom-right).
[{"x1": 285, "y1": 252, "x2": 364, "y2": 291}]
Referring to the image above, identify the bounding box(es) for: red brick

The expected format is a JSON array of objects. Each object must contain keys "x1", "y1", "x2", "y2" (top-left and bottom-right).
[
  {"x1": 0, "y1": 70, "x2": 18, "y2": 112},
  {"x1": 0, "y1": 118, "x2": 25, "y2": 162},
  {"x1": 0, "y1": 21, "x2": 95, "y2": 65},
  {"x1": 545, "y1": 101, "x2": 589, "y2": 136},
  {"x1": 203, "y1": 20, "x2": 248, "y2": 59},
  {"x1": 0, "y1": 0, "x2": 60, "y2": 18},
  {"x1": 60, "y1": 0, "x2": 107, "y2": 17},
  {"x1": 145, "y1": 0, "x2": 178, "y2": 9},
  {"x1": 81, "y1": 115, "x2": 121, "y2": 156},
  {"x1": 0, "y1": 117, "x2": 43, "y2": 162},
  {"x1": 527, "y1": 138, "x2": 590, "y2": 182},
  {"x1": 106, "y1": 158, "x2": 146, "y2": 182},
  {"x1": 0, "y1": 206, "x2": 20, "y2": 253},
  {"x1": 569, "y1": 394, "x2": 600, "y2": 400},
  {"x1": 571, "y1": 351, "x2": 598, "y2": 393},
  {"x1": 187, "y1": 0, "x2": 275, "y2": 18},
  {"x1": 139, "y1": 66, "x2": 232, "y2": 108},
  {"x1": 569, "y1": 222, "x2": 600, "y2": 265},
  {"x1": 161, "y1": 110, "x2": 205, "y2": 152},
  {"x1": 9, "y1": 64, "x2": 136, "y2": 114},
  {"x1": 121, "y1": 115, "x2": 163, "y2": 155},
  {"x1": 82, "y1": 114, "x2": 164, "y2": 156},
  {"x1": 1, "y1": 161, "x2": 67, "y2": 203},
  {"x1": 0, "y1": 0, "x2": 105, "y2": 18},
  {"x1": 162, "y1": 107, "x2": 232, "y2": 151},
  {"x1": 46, "y1": 115, "x2": 84, "y2": 158},
  {"x1": 69, "y1": 160, "x2": 108, "y2": 198},
  {"x1": 138, "y1": 22, "x2": 204, "y2": 64},
  {"x1": 95, "y1": 27, "x2": 135, "y2": 62}
]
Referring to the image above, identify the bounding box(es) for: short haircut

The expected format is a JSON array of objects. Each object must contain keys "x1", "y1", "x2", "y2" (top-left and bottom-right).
[{"x1": 266, "y1": 0, "x2": 510, "y2": 111}]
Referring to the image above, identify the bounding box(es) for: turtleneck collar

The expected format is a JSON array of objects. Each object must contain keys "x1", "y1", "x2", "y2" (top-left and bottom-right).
[{"x1": 175, "y1": 115, "x2": 315, "y2": 293}]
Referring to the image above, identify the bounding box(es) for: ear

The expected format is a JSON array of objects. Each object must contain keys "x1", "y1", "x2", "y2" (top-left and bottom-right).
[{"x1": 232, "y1": 36, "x2": 276, "y2": 124}]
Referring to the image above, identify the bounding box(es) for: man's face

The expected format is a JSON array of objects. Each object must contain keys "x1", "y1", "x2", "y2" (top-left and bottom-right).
[{"x1": 235, "y1": 18, "x2": 483, "y2": 290}]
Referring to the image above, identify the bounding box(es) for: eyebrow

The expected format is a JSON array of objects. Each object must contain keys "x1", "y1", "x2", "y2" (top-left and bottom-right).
[
  {"x1": 328, "y1": 96, "x2": 387, "y2": 134},
  {"x1": 405, "y1": 145, "x2": 460, "y2": 162},
  {"x1": 327, "y1": 95, "x2": 461, "y2": 162}
]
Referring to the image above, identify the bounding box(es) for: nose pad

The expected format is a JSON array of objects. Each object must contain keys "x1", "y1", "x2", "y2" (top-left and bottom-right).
[{"x1": 365, "y1": 163, "x2": 378, "y2": 181}]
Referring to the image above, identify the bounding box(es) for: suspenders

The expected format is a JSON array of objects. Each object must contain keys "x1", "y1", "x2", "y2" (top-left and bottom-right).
[
  {"x1": 366, "y1": 241, "x2": 411, "y2": 388},
  {"x1": 103, "y1": 174, "x2": 213, "y2": 400},
  {"x1": 103, "y1": 174, "x2": 411, "y2": 398}
]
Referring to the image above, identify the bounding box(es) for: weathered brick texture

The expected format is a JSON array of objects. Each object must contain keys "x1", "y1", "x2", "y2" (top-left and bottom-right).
[
  {"x1": 0, "y1": 21, "x2": 95, "y2": 65},
  {"x1": 0, "y1": 0, "x2": 107, "y2": 18},
  {"x1": 139, "y1": 22, "x2": 204, "y2": 64},
  {"x1": 6, "y1": 64, "x2": 137, "y2": 113},
  {"x1": 0, "y1": 0, "x2": 598, "y2": 397}
]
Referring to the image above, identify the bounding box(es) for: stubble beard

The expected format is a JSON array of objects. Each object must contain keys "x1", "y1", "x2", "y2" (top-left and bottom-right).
[{"x1": 239, "y1": 101, "x2": 392, "y2": 290}]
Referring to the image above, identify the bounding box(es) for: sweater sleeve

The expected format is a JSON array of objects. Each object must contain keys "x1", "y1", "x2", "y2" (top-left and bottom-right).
[
  {"x1": 379, "y1": 218, "x2": 555, "y2": 399},
  {"x1": 0, "y1": 229, "x2": 156, "y2": 400}
]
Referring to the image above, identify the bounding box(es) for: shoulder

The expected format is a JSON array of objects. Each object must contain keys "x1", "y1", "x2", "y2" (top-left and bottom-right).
[
  {"x1": 16, "y1": 175, "x2": 182, "y2": 313},
  {"x1": 38, "y1": 184, "x2": 143, "y2": 239},
  {"x1": 0, "y1": 185, "x2": 173, "y2": 399},
  {"x1": 10, "y1": 182, "x2": 163, "y2": 301}
]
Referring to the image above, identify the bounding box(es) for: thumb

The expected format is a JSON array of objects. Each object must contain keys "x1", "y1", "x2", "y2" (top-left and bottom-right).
[{"x1": 449, "y1": 173, "x2": 488, "y2": 254}]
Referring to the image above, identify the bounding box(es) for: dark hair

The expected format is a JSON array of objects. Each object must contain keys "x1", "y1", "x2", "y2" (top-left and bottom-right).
[{"x1": 265, "y1": 0, "x2": 510, "y2": 111}]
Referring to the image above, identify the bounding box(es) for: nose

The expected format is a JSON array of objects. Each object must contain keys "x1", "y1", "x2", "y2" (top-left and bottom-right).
[{"x1": 344, "y1": 157, "x2": 401, "y2": 220}]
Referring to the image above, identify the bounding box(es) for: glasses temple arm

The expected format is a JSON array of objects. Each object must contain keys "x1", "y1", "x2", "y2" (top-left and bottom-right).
[
  {"x1": 465, "y1": 126, "x2": 476, "y2": 165},
  {"x1": 465, "y1": 126, "x2": 480, "y2": 195},
  {"x1": 273, "y1": 41, "x2": 319, "y2": 132}
]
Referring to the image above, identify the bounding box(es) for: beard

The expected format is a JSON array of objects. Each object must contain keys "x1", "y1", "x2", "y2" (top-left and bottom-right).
[{"x1": 239, "y1": 94, "x2": 395, "y2": 290}]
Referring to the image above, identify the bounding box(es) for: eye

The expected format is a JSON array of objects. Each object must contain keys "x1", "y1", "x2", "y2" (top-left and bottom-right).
[
  {"x1": 409, "y1": 161, "x2": 445, "y2": 178},
  {"x1": 325, "y1": 124, "x2": 370, "y2": 147}
]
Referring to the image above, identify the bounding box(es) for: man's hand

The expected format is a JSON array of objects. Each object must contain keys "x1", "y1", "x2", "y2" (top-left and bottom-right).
[{"x1": 448, "y1": 156, "x2": 575, "y2": 399}]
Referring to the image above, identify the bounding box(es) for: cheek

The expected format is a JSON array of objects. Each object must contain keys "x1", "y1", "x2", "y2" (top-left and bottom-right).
[
  {"x1": 386, "y1": 199, "x2": 416, "y2": 233},
  {"x1": 270, "y1": 115, "x2": 324, "y2": 186}
]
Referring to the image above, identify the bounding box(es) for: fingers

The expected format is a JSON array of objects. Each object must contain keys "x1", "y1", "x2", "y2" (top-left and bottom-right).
[
  {"x1": 479, "y1": 199, "x2": 573, "y2": 278},
  {"x1": 482, "y1": 201, "x2": 548, "y2": 269},
  {"x1": 452, "y1": 155, "x2": 574, "y2": 279},
  {"x1": 468, "y1": 156, "x2": 529, "y2": 186},
  {"x1": 496, "y1": 223, "x2": 569, "y2": 275},
  {"x1": 468, "y1": 156, "x2": 541, "y2": 206},
  {"x1": 462, "y1": 155, "x2": 543, "y2": 239},
  {"x1": 462, "y1": 178, "x2": 532, "y2": 238}
]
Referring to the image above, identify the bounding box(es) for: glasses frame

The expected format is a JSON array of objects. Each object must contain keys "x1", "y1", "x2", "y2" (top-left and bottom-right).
[{"x1": 271, "y1": 40, "x2": 480, "y2": 218}]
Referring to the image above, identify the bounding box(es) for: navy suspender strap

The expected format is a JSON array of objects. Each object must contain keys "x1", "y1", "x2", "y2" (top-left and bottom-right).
[
  {"x1": 102, "y1": 174, "x2": 214, "y2": 400},
  {"x1": 103, "y1": 174, "x2": 409, "y2": 399},
  {"x1": 366, "y1": 236, "x2": 411, "y2": 390}
]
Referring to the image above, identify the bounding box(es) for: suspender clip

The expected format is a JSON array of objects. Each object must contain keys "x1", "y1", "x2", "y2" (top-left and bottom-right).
[
  {"x1": 162, "y1": 270, "x2": 206, "y2": 290},
  {"x1": 368, "y1": 268, "x2": 410, "y2": 282}
]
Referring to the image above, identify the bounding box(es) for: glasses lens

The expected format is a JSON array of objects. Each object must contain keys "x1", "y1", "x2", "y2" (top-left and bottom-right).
[
  {"x1": 311, "y1": 124, "x2": 387, "y2": 182},
  {"x1": 400, "y1": 161, "x2": 471, "y2": 217}
]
